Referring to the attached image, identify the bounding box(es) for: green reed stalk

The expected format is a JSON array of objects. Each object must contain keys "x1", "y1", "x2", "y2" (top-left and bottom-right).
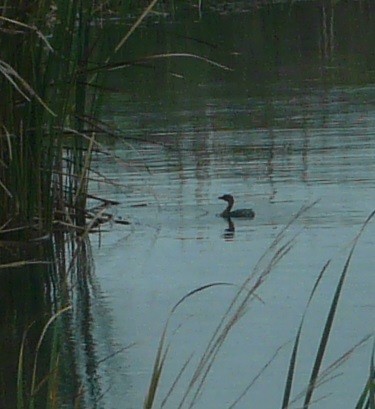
[{"x1": 0, "y1": 1, "x2": 104, "y2": 236}]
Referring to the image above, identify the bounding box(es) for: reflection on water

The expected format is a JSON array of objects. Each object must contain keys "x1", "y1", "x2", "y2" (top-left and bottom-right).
[
  {"x1": 222, "y1": 218, "x2": 235, "y2": 240},
  {"x1": 89, "y1": 3, "x2": 375, "y2": 408},
  {"x1": 0, "y1": 243, "x2": 56, "y2": 409},
  {"x1": 0, "y1": 235, "x2": 110, "y2": 409}
]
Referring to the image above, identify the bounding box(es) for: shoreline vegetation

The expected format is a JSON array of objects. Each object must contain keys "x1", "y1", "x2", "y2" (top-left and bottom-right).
[
  {"x1": 0, "y1": 2, "x2": 124, "y2": 242},
  {"x1": 0, "y1": 1, "x2": 374, "y2": 408}
]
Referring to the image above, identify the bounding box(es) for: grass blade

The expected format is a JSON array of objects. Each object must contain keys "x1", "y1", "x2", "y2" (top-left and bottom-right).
[
  {"x1": 355, "y1": 339, "x2": 375, "y2": 409},
  {"x1": 281, "y1": 259, "x2": 332, "y2": 409},
  {"x1": 115, "y1": 0, "x2": 159, "y2": 53},
  {"x1": 17, "y1": 322, "x2": 35, "y2": 409},
  {"x1": 30, "y1": 306, "x2": 72, "y2": 401},
  {"x1": 144, "y1": 282, "x2": 232, "y2": 409},
  {"x1": 303, "y1": 210, "x2": 375, "y2": 408}
]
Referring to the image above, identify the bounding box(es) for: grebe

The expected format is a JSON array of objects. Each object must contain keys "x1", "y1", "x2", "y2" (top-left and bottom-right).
[{"x1": 218, "y1": 194, "x2": 255, "y2": 219}]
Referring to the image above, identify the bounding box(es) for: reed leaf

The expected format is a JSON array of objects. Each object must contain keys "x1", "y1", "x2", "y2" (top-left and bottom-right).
[
  {"x1": 303, "y1": 210, "x2": 375, "y2": 408},
  {"x1": 30, "y1": 306, "x2": 72, "y2": 406},
  {"x1": 355, "y1": 340, "x2": 375, "y2": 409},
  {"x1": 17, "y1": 323, "x2": 35, "y2": 409},
  {"x1": 144, "y1": 282, "x2": 233, "y2": 409},
  {"x1": 281, "y1": 259, "x2": 332, "y2": 408},
  {"x1": 115, "y1": 0, "x2": 160, "y2": 53}
]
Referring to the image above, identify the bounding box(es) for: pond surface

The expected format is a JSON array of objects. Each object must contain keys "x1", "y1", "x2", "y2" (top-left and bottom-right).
[{"x1": 85, "y1": 3, "x2": 375, "y2": 409}]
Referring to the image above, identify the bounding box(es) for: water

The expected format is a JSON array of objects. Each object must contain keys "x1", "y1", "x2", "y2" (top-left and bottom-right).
[{"x1": 38, "y1": 3, "x2": 375, "y2": 408}]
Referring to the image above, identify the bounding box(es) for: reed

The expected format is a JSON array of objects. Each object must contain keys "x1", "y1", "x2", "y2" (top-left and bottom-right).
[
  {"x1": 16, "y1": 307, "x2": 72, "y2": 409},
  {"x1": 145, "y1": 208, "x2": 375, "y2": 408},
  {"x1": 0, "y1": 1, "x2": 107, "y2": 238},
  {"x1": 1, "y1": 2, "x2": 164, "y2": 408}
]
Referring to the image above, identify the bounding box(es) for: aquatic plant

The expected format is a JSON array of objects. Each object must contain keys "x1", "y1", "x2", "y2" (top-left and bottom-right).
[
  {"x1": 0, "y1": 2, "x2": 160, "y2": 408},
  {"x1": 16, "y1": 307, "x2": 72, "y2": 409},
  {"x1": 0, "y1": 0, "x2": 129, "y2": 238},
  {"x1": 144, "y1": 208, "x2": 375, "y2": 408}
]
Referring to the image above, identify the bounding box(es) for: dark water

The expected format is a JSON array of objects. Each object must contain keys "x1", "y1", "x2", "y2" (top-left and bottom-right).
[{"x1": 2, "y1": 2, "x2": 375, "y2": 409}]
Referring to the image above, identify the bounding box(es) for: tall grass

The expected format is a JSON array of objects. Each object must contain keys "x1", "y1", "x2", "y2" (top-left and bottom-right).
[
  {"x1": 16, "y1": 307, "x2": 72, "y2": 409},
  {"x1": 0, "y1": 1, "x2": 108, "y2": 237},
  {"x1": 0, "y1": 43, "x2": 111, "y2": 396},
  {"x1": 0, "y1": 4, "x2": 156, "y2": 407},
  {"x1": 145, "y1": 208, "x2": 375, "y2": 408}
]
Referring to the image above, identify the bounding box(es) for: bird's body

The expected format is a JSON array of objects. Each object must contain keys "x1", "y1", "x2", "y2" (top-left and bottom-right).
[{"x1": 218, "y1": 194, "x2": 255, "y2": 219}]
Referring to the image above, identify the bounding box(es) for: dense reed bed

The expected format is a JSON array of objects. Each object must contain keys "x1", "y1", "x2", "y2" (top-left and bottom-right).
[
  {"x1": 0, "y1": 2, "x2": 151, "y2": 407},
  {"x1": 0, "y1": 1, "x2": 174, "y2": 407},
  {"x1": 0, "y1": 1, "x2": 123, "y2": 240}
]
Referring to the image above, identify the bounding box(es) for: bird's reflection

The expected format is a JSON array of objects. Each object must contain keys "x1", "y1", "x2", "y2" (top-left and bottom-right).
[{"x1": 222, "y1": 217, "x2": 235, "y2": 240}]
